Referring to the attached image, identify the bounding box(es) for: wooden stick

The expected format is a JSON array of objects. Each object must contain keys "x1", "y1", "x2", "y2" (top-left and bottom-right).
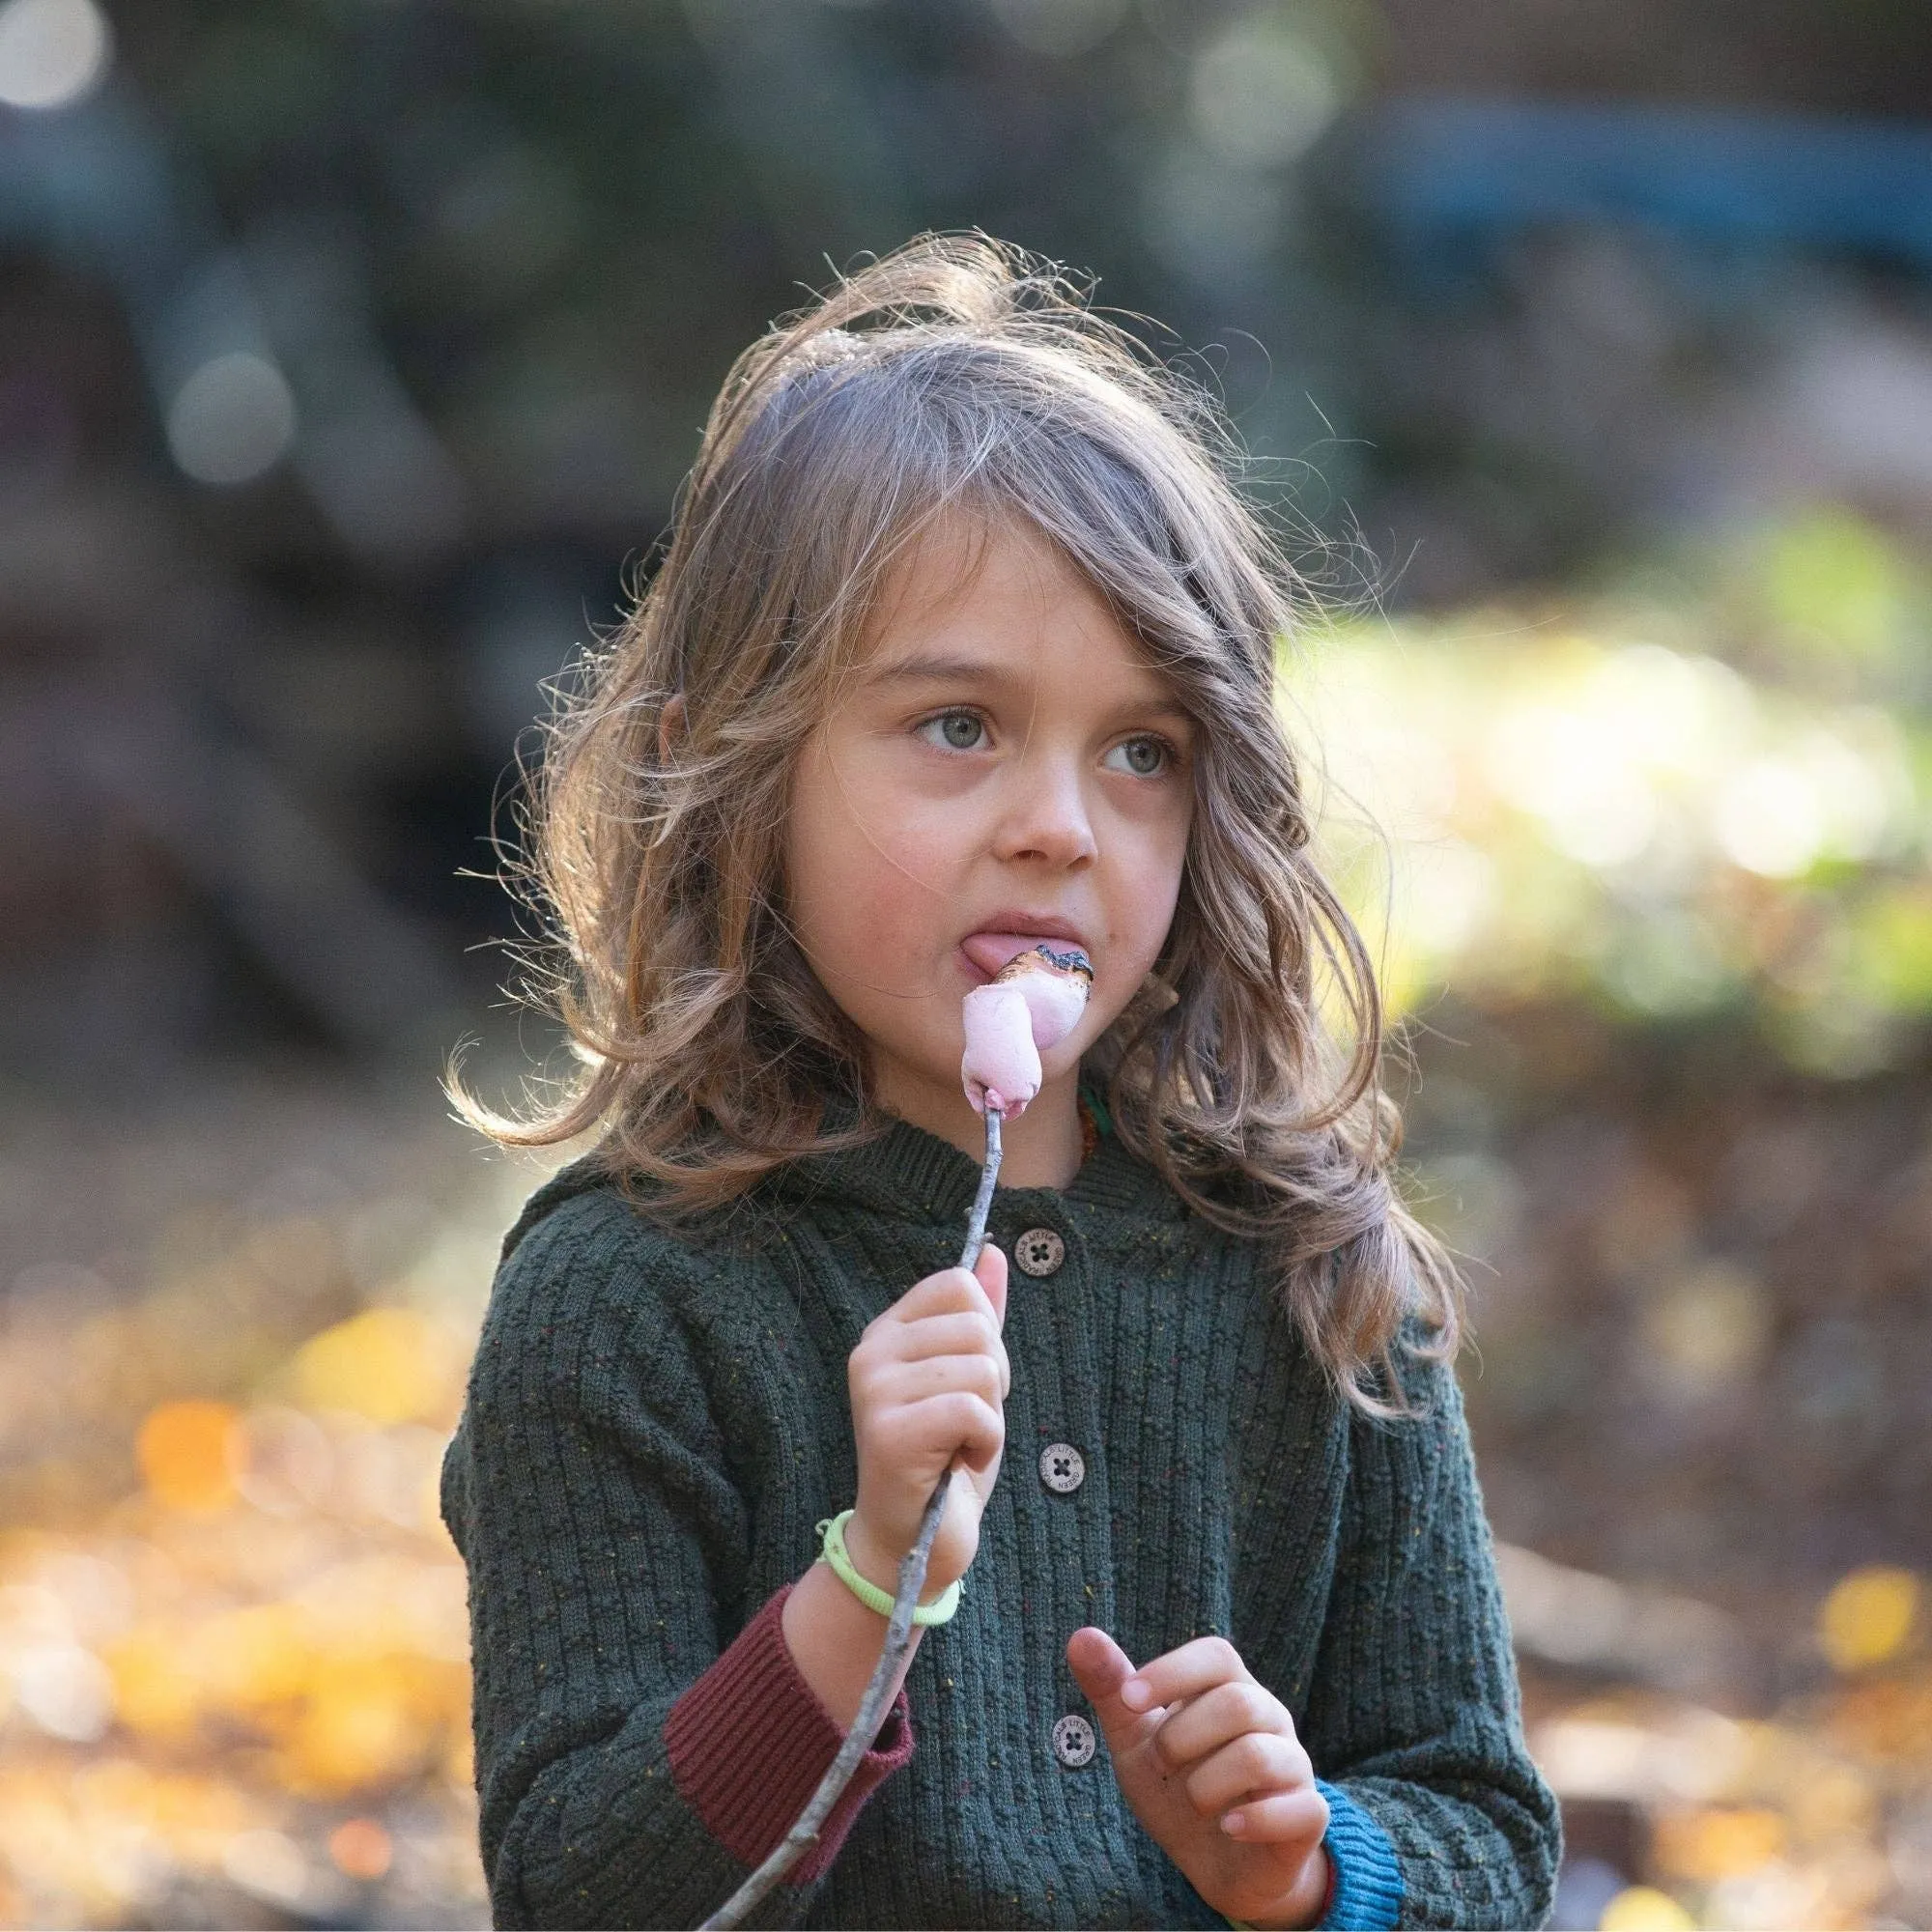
[
  {"x1": 957, "y1": 1104, "x2": 1004, "y2": 1270},
  {"x1": 701, "y1": 1108, "x2": 1004, "y2": 1928}
]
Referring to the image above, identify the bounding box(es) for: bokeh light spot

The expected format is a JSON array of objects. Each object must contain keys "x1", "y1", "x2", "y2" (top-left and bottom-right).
[
  {"x1": 221, "y1": 1827, "x2": 308, "y2": 1911},
  {"x1": 135, "y1": 1400, "x2": 241, "y2": 1514},
  {"x1": 1654, "y1": 1805, "x2": 1787, "y2": 1884},
  {"x1": 328, "y1": 1815, "x2": 393, "y2": 1881},
  {"x1": 1190, "y1": 10, "x2": 1345, "y2": 170},
  {"x1": 1819, "y1": 1566, "x2": 1920, "y2": 1673},
  {"x1": 11, "y1": 1640, "x2": 113, "y2": 1742},
  {"x1": 283, "y1": 1662, "x2": 431, "y2": 1795},
  {"x1": 1760, "y1": 508, "x2": 1911, "y2": 673},
  {"x1": 165, "y1": 351, "x2": 298, "y2": 487},
  {"x1": 0, "y1": 0, "x2": 111, "y2": 111},
  {"x1": 1598, "y1": 1884, "x2": 1697, "y2": 1930},
  {"x1": 1640, "y1": 1263, "x2": 1770, "y2": 1399},
  {"x1": 294, "y1": 1306, "x2": 446, "y2": 1427},
  {"x1": 1713, "y1": 758, "x2": 1824, "y2": 877},
  {"x1": 1849, "y1": 888, "x2": 1932, "y2": 1013}
]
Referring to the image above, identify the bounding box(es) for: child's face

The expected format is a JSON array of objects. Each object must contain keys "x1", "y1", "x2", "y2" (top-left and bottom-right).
[{"x1": 787, "y1": 518, "x2": 1195, "y2": 1136}]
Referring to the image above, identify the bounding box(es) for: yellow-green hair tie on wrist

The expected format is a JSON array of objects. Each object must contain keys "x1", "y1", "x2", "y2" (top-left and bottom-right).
[{"x1": 815, "y1": 1510, "x2": 962, "y2": 1626}]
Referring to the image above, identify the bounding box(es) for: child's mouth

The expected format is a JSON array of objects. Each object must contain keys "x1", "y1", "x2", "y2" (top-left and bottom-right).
[{"x1": 959, "y1": 930, "x2": 1089, "y2": 982}]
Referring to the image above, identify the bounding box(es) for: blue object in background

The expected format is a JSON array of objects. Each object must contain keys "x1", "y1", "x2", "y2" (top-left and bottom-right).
[{"x1": 1355, "y1": 99, "x2": 1932, "y2": 283}]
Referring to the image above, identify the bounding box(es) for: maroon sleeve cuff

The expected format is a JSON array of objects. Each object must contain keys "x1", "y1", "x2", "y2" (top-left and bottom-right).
[{"x1": 664, "y1": 1579, "x2": 915, "y2": 1886}]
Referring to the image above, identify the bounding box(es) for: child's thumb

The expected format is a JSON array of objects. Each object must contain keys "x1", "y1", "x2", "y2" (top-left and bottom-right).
[
  {"x1": 974, "y1": 1240, "x2": 1009, "y2": 1328},
  {"x1": 1065, "y1": 1627, "x2": 1149, "y2": 1741}
]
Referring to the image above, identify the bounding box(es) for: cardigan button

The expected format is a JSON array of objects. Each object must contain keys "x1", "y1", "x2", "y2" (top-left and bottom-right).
[
  {"x1": 1051, "y1": 1714, "x2": 1096, "y2": 1767},
  {"x1": 1039, "y1": 1442, "x2": 1086, "y2": 1493},
  {"x1": 1013, "y1": 1228, "x2": 1065, "y2": 1277}
]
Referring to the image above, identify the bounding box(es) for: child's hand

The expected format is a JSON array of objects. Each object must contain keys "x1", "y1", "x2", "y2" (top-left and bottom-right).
[
  {"x1": 1066, "y1": 1628, "x2": 1331, "y2": 1930},
  {"x1": 843, "y1": 1242, "x2": 1009, "y2": 1604}
]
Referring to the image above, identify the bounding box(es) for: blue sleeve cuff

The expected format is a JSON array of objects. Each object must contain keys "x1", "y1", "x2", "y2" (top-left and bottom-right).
[{"x1": 1313, "y1": 1778, "x2": 1405, "y2": 1930}]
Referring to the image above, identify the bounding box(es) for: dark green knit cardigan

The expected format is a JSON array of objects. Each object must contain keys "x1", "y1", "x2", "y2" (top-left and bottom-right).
[{"x1": 441, "y1": 1107, "x2": 1561, "y2": 1930}]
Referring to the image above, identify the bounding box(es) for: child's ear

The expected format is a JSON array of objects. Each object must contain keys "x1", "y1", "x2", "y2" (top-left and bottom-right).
[{"x1": 659, "y1": 693, "x2": 688, "y2": 760}]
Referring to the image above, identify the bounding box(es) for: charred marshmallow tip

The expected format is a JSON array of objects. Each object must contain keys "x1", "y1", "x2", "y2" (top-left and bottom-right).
[{"x1": 993, "y1": 942, "x2": 1094, "y2": 984}]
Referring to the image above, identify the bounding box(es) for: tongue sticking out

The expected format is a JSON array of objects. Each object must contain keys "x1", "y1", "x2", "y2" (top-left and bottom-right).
[
  {"x1": 962, "y1": 930, "x2": 1067, "y2": 980},
  {"x1": 961, "y1": 943, "x2": 1094, "y2": 1119}
]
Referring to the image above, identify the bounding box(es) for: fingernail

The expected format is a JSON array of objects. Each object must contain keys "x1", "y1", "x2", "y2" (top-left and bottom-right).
[
  {"x1": 1222, "y1": 1811, "x2": 1245, "y2": 1835},
  {"x1": 1121, "y1": 1679, "x2": 1150, "y2": 1710}
]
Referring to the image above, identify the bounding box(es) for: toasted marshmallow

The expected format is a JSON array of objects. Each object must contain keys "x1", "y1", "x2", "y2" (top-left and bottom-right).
[{"x1": 961, "y1": 944, "x2": 1093, "y2": 1118}]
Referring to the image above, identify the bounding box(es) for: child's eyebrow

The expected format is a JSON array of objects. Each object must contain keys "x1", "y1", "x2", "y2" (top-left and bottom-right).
[
  {"x1": 865, "y1": 653, "x2": 1015, "y2": 690},
  {"x1": 866, "y1": 653, "x2": 1194, "y2": 724}
]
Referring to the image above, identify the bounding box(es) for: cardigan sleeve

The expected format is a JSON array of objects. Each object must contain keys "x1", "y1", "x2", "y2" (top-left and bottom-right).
[
  {"x1": 1297, "y1": 1319, "x2": 1563, "y2": 1930},
  {"x1": 440, "y1": 1190, "x2": 913, "y2": 1929}
]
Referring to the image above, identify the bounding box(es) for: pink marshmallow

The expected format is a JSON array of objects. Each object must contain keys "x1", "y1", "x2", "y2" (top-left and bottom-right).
[
  {"x1": 1009, "y1": 967, "x2": 1088, "y2": 1053},
  {"x1": 960, "y1": 944, "x2": 1093, "y2": 1119},
  {"x1": 962, "y1": 982, "x2": 1040, "y2": 1117}
]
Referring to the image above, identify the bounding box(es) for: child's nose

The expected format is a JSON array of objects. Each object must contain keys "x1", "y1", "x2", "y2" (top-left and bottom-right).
[{"x1": 993, "y1": 758, "x2": 1098, "y2": 867}]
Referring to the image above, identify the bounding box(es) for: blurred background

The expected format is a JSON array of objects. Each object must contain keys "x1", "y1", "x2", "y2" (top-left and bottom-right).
[{"x1": 1, "y1": 0, "x2": 1930, "y2": 1925}]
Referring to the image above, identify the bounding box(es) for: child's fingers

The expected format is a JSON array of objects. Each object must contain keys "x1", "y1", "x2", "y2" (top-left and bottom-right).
[
  {"x1": 1149, "y1": 1678, "x2": 1300, "y2": 1773},
  {"x1": 873, "y1": 1386, "x2": 1005, "y2": 1474},
  {"x1": 1065, "y1": 1627, "x2": 1169, "y2": 1745},
  {"x1": 869, "y1": 1352, "x2": 1008, "y2": 1413},
  {"x1": 1118, "y1": 1634, "x2": 1252, "y2": 1714},
  {"x1": 1218, "y1": 1783, "x2": 1329, "y2": 1846},
  {"x1": 1179, "y1": 1730, "x2": 1314, "y2": 1817},
  {"x1": 889, "y1": 1312, "x2": 1003, "y2": 1357},
  {"x1": 888, "y1": 1311, "x2": 1009, "y2": 1390},
  {"x1": 1066, "y1": 1625, "x2": 1136, "y2": 1693},
  {"x1": 885, "y1": 1264, "x2": 1002, "y2": 1332},
  {"x1": 973, "y1": 1239, "x2": 1008, "y2": 1327}
]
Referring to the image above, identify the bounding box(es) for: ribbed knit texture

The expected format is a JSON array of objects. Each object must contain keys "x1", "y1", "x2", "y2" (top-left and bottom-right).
[
  {"x1": 441, "y1": 1109, "x2": 1562, "y2": 1929},
  {"x1": 661, "y1": 1580, "x2": 913, "y2": 1884},
  {"x1": 1315, "y1": 1781, "x2": 1406, "y2": 1929}
]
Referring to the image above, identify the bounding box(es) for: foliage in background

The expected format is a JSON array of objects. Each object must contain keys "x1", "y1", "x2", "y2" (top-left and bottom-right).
[{"x1": 1299, "y1": 507, "x2": 1932, "y2": 1080}]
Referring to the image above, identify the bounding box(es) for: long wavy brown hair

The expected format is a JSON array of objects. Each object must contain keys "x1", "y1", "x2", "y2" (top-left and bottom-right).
[{"x1": 452, "y1": 232, "x2": 1463, "y2": 1419}]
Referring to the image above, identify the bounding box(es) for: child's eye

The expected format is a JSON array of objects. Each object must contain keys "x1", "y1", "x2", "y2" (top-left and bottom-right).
[
  {"x1": 919, "y1": 710, "x2": 987, "y2": 752},
  {"x1": 1103, "y1": 735, "x2": 1172, "y2": 778}
]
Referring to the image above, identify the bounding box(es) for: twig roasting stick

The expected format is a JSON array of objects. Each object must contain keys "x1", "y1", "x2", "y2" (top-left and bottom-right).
[{"x1": 702, "y1": 943, "x2": 1092, "y2": 1929}]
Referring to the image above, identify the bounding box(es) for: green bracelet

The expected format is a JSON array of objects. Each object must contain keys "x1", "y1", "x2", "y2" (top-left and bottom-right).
[{"x1": 815, "y1": 1510, "x2": 962, "y2": 1626}]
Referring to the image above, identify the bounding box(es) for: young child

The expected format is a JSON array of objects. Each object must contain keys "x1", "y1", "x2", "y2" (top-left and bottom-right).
[{"x1": 440, "y1": 235, "x2": 1562, "y2": 1930}]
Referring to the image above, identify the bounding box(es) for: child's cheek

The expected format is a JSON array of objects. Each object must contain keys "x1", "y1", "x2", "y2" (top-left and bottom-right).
[
  {"x1": 842, "y1": 817, "x2": 971, "y2": 982},
  {"x1": 786, "y1": 746, "x2": 965, "y2": 1002}
]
